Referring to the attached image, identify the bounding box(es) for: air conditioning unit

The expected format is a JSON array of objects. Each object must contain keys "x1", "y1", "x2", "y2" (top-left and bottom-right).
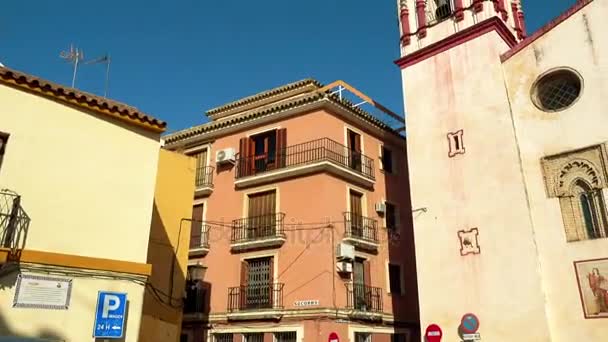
[
  {"x1": 215, "y1": 148, "x2": 236, "y2": 164},
  {"x1": 375, "y1": 202, "x2": 386, "y2": 214},
  {"x1": 336, "y1": 242, "x2": 355, "y2": 260},
  {"x1": 337, "y1": 261, "x2": 353, "y2": 273}
]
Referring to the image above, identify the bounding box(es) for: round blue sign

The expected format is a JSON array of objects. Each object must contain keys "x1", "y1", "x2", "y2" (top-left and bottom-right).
[{"x1": 461, "y1": 313, "x2": 479, "y2": 334}]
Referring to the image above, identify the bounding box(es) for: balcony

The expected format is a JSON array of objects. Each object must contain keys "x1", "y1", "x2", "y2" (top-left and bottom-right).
[
  {"x1": 0, "y1": 189, "x2": 29, "y2": 253},
  {"x1": 184, "y1": 281, "x2": 206, "y2": 314},
  {"x1": 343, "y1": 212, "x2": 379, "y2": 251},
  {"x1": 189, "y1": 224, "x2": 210, "y2": 257},
  {"x1": 346, "y1": 283, "x2": 383, "y2": 320},
  {"x1": 230, "y1": 213, "x2": 286, "y2": 252},
  {"x1": 194, "y1": 166, "x2": 214, "y2": 197},
  {"x1": 234, "y1": 138, "x2": 375, "y2": 189},
  {"x1": 227, "y1": 283, "x2": 284, "y2": 320}
]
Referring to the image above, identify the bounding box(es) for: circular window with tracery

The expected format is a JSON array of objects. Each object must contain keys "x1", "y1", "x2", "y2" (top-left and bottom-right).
[{"x1": 532, "y1": 68, "x2": 582, "y2": 112}]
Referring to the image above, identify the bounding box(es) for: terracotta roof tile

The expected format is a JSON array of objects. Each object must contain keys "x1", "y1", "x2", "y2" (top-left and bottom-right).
[{"x1": 0, "y1": 66, "x2": 166, "y2": 133}]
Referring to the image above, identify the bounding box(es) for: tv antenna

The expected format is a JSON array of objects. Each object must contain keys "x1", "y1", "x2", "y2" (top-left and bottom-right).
[
  {"x1": 85, "y1": 53, "x2": 111, "y2": 98},
  {"x1": 60, "y1": 44, "x2": 84, "y2": 88}
]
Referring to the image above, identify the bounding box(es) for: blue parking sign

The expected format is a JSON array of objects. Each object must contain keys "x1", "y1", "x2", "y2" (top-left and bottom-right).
[{"x1": 93, "y1": 291, "x2": 127, "y2": 339}]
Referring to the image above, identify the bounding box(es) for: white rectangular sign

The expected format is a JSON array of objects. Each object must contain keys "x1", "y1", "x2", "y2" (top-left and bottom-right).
[
  {"x1": 13, "y1": 274, "x2": 72, "y2": 309},
  {"x1": 294, "y1": 299, "x2": 319, "y2": 307},
  {"x1": 462, "y1": 333, "x2": 481, "y2": 341}
]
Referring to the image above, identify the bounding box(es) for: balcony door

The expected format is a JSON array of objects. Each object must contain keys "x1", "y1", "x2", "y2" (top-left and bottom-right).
[
  {"x1": 239, "y1": 129, "x2": 286, "y2": 176},
  {"x1": 190, "y1": 204, "x2": 204, "y2": 249},
  {"x1": 243, "y1": 257, "x2": 273, "y2": 309},
  {"x1": 353, "y1": 257, "x2": 371, "y2": 310},
  {"x1": 347, "y1": 129, "x2": 362, "y2": 171},
  {"x1": 349, "y1": 190, "x2": 364, "y2": 238},
  {"x1": 247, "y1": 190, "x2": 277, "y2": 239}
]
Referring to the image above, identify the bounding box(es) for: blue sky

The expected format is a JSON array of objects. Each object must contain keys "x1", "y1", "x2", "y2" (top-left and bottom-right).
[{"x1": 1, "y1": 0, "x2": 577, "y2": 133}]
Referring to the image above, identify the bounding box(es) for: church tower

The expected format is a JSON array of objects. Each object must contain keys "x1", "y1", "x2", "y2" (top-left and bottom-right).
[{"x1": 396, "y1": 1, "x2": 553, "y2": 341}]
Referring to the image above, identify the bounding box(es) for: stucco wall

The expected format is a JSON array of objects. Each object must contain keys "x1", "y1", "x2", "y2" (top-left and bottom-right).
[
  {"x1": 0, "y1": 83, "x2": 161, "y2": 264},
  {"x1": 502, "y1": 1, "x2": 608, "y2": 340},
  {"x1": 0, "y1": 270, "x2": 145, "y2": 342},
  {"x1": 191, "y1": 107, "x2": 417, "y2": 322},
  {"x1": 402, "y1": 30, "x2": 552, "y2": 340},
  {"x1": 140, "y1": 149, "x2": 196, "y2": 342}
]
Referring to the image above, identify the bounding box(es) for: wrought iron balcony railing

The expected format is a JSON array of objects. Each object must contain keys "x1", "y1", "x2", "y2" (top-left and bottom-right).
[
  {"x1": 343, "y1": 212, "x2": 379, "y2": 243},
  {"x1": 0, "y1": 189, "x2": 29, "y2": 251},
  {"x1": 235, "y1": 138, "x2": 375, "y2": 180},
  {"x1": 189, "y1": 224, "x2": 210, "y2": 250},
  {"x1": 426, "y1": 0, "x2": 454, "y2": 25},
  {"x1": 195, "y1": 165, "x2": 214, "y2": 188},
  {"x1": 231, "y1": 213, "x2": 285, "y2": 244},
  {"x1": 346, "y1": 283, "x2": 383, "y2": 313},
  {"x1": 228, "y1": 283, "x2": 284, "y2": 312}
]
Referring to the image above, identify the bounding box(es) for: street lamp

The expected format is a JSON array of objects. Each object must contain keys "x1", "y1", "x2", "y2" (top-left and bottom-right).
[{"x1": 188, "y1": 262, "x2": 207, "y2": 282}]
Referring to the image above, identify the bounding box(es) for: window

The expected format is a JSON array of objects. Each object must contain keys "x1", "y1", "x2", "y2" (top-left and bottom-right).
[
  {"x1": 391, "y1": 333, "x2": 408, "y2": 342},
  {"x1": 180, "y1": 334, "x2": 189, "y2": 342},
  {"x1": 245, "y1": 333, "x2": 264, "y2": 342},
  {"x1": 275, "y1": 331, "x2": 296, "y2": 342},
  {"x1": 190, "y1": 204, "x2": 204, "y2": 249},
  {"x1": 541, "y1": 147, "x2": 608, "y2": 242},
  {"x1": 238, "y1": 129, "x2": 287, "y2": 177},
  {"x1": 355, "y1": 332, "x2": 371, "y2": 342},
  {"x1": 0, "y1": 132, "x2": 8, "y2": 172},
  {"x1": 347, "y1": 129, "x2": 362, "y2": 171},
  {"x1": 214, "y1": 333, "x2": 233, "y2": 342},
  {"x1": 184, "y1": 270, "x2": 206, "y2": 314},
  {"x1": 242, "y1": 257, "x2": 274, "y2": 309},
  {"x1": 532, "y1": 68, "x2": 582, "y2": 112},
  {"x1": 192, "y1": 148, "x2": 210, "y2": 187},
  {"x1": 447, "y1": 130, "x2": 465, "y2": 157},
  {"x1": 247, "y1": 190, "x2": 277, "y2": 238},
  {"x1": 385, "y1": 202, "x2": 397, "y2": 232},
  {"x1": 388, "y1": 264, "x2": 402, "y2": 295},
  {"x1": 381, "y1": 146, "x2": 393, "y2": 173}
]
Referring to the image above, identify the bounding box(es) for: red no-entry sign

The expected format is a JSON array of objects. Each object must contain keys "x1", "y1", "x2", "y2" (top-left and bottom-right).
[
  {"x1": 328, "y1": 332, "x2": 339, "y2": 342},
  {"x1": 425, "y1": 324, "x2": 442, "y2": 342}
]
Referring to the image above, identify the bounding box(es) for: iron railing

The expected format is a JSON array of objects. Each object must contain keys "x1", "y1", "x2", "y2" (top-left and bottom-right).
[
  {"x1": 346, "y1": 283, "x2": 383, "y2": 312},
  {"x1": 235, "y1": 138, "x2": 375, "y2": 180},
  {"x1": 228, "y1": 283, "x2": 284, "y2": 312},
  {"x1": 231, "y1": 213, "x2": 285, "y2": 244},
  {"x1": 184, "y1": 281, "x2": 206, "y2": 314},
  {"x1": 195, "y1": 165, "x2": 214, "y2": 188},
  {"x1": 0, "y1": 189, "x2": 29, "y2": 251},
  {"x1": 426, "y1": 0, "x2": 454, "y2": 25},
  {"x1": 343, "y1": 212, "x2": 379, "y2": 243},
  {"x1": 189, "y1": 224, "x2": 210, "y2": 249}
]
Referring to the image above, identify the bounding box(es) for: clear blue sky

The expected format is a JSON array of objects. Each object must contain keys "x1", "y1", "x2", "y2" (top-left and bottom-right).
[{"x1": 1, "y1": 0, "x2": 576, "y2": 133}]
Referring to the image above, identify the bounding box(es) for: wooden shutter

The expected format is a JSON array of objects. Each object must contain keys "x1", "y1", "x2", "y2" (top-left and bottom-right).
[
  {"x1": 239, "y1": 137, "x2": 252, "y2": 177},
  {"x1": 354, "y1": 133, "x2": 361, "y2": 152},
  {"x1": 363, "y1": 260, "x2": 371, "y2": 287},
  {"x1": 190, "y1": 205, "x2": 204, "y2": 248},
  {"x1": 240, "y1": 260, "x2": 249, "y2": 308},
  {"x1": 268, "y1": 257, "x2": 274, "y2": 307},
  {"x1": 276, "y1": 128, "x2": 287, "y2": 168}
]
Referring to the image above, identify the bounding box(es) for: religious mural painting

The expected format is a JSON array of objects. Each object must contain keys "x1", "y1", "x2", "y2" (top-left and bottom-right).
[{"x1": 574, "y1": 258, "x2": 608, "y2": 318}]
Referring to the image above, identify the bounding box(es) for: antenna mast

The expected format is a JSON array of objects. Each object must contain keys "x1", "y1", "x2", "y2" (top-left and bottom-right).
[
  {"x1": 85, "y1": 53, "x2": 111, "y2": 98},
  {"x1": 59, "y1": 44, "x2": 84, "y2": 88}
]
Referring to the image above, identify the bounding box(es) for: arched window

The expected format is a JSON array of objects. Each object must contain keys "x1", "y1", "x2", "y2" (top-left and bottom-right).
[{"x1": 571, "y1": 180, "x2": 607, "y2": 240}]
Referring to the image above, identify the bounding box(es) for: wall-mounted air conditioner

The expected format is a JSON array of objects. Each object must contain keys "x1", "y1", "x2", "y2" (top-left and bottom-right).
[
  {"x1": 336, "y1": 242, "x2": 355, "y2": 260},
  {"x1": 215, "y1": 148, "x2": 236, "y2": 164},
  {"x1": 375, "y1": 202, "x2": 386, "y2": 214},
  {"x1": 337, "y1": 261, "x2": 353, "y2": 273}
]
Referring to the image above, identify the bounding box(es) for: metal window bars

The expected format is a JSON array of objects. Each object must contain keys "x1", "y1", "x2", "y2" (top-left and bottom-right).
[
  {"x1": 227, "y1": 283, "x2": 284, "y2": 312},
  {"x1": 195, "y1": 165, "x2": 214, "y2": 188},
  {"x1": 343, "y1": 212, "x2": 379, "y2": 243},
  {"x1": 231, "y1": 213, "x2": 286, "y2": 243},
  {"x1": 0, "y1": 189, "x2": 29, "y2": 252}
]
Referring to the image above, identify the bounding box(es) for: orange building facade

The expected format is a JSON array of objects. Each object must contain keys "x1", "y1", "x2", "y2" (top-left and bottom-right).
[{"x1": 164, "y1": 80, "x2": 419, "y2": 342}]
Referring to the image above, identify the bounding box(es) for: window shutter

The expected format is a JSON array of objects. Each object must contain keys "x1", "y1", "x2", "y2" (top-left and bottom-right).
[
  {"x1": 276, "y1": 128, "x2": 287, "y2": 168},
  {"x1": 240, "y1": 260, "x2": 249, "y2": 309},
  {"x1": 354, "y1": 133, "x2": 362, "y2": 153},
  {"x1": 363, "y1": 260, "x2": 371, "y2": 287},
  {"x1": 268, "y1": 257, "x2": 274, "y2": 307},
  {"x1": 239, "y1": 137, "x2": 251, "y2": 177},
  {"x1": 190, "y1": 205, "x2": 204, "y2": 248}
]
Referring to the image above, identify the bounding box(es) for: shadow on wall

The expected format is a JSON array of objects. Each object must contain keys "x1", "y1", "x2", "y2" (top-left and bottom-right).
[
  {"x1": 0, "y1": 272, "x2": 66, "y2": 341},
  {"x1": 385, "y1": 144, "x2": 421, "y2": 341},
  {"x1": 140, "y1": 201, "x2": 188, "y2": 342}
]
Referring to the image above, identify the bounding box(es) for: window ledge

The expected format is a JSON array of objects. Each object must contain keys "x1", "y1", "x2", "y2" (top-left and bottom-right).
[
  {"x1": 235, "y1": 161, "x2": 375, "y2": 189},
  {"x1": 194, "y1": 185, "x2": 213, "y2": 198},
  {"x1": 189, "y1": 246, "x2": 209, "y2": 257},
  {"x1": 227, "y1": 309, "x2": 284, "y2": 321},
  {"x1": 230, "y1": 236, "x2": 286, "y2": 252},
  {"x1": 346, "y1": 310, "x2": 383, "y2": 322},
  {"x1": 342, "y1": 237, "x2": 379, "y2": 252}
]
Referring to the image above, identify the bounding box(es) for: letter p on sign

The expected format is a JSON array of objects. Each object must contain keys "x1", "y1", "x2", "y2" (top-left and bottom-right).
[{"x1": 102, "y1": 294, "x2": 121, "y2": 318}]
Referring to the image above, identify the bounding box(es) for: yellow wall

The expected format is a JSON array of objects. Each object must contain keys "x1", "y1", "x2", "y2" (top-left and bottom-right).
[
  {"x1": 0, "y1": 83, "x2": 161, "y2": 264},
  {"x1": 140, "y1": 149, "x2": 196, "y2": 342},
  {"x1": 0, "y1": 81, "x2": 163, "y2": 340}
]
